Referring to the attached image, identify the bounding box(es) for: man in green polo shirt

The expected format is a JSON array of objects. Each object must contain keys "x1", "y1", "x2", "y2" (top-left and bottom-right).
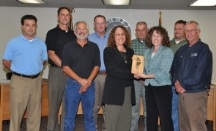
[{"x1": 170, "y1": 20, "x2": 187, "y2": 131}]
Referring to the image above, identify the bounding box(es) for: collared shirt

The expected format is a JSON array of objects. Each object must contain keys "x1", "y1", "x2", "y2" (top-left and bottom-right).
[
  {"x1": 88, "y1": 32, "x2": 108, "y2": 72},
  {"x1": 170, "y1": 38, "x2": 187, "y2": 54},
  {"x1": 144, "y1": 46, "x2": 174, "y2": 86},
  {"x1": 171, "y1": 40, "x2": 212, "y2": 93},
  {"x1": 45, "y1": 25, "x2": 76, "y2": 65},
  {"x1": 3, "y1": 35, "x2": 48, "y2": 75},
  {"x1": 130, "y1": 38, "x2": 148, "y2": 56},
  {"x1": 62, "y1": 40, "x2": 100, "y2": 78}
]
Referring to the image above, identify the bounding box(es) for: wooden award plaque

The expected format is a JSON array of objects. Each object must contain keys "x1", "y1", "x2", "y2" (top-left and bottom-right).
[{"x1": 131, "y1": 55, "x2": 144, "y2": 74}]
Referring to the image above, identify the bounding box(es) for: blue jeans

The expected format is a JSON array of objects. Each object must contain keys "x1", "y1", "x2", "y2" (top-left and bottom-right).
[
  {"x1": 130, "y1": 80, "x2": 146, "y2": 131},
  {"x1": 64, "y1": 78, "x2": 96, "y2": 131},
  {"x1": 172, "y1": 86, "x2": 179, "y2": 131}
]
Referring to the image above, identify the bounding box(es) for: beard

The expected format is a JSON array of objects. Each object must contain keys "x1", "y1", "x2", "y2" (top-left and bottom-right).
[{"x1": 75, "y1": 32, "x2": 88, "y2": 40}]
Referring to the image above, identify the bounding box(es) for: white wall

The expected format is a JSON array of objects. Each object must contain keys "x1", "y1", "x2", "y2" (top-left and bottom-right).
[{"x1": 0, "y1": 7, "x2": 215, "y2": 83}]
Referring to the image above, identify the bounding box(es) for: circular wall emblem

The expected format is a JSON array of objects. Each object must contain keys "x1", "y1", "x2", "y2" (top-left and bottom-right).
[{"x1": 106, "y1": 17, "x2": 131, "y2": 34}]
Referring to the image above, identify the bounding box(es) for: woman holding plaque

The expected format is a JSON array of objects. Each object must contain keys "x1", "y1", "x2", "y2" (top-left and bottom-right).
[
  {"x1": 134, "y1": 26, "x2": 174, "y2": 131},
  {"x1": 102, "y1": 25, "x2": 135, "y2": 131}
]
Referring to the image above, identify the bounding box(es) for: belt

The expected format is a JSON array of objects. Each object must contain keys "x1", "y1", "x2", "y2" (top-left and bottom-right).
[
  {"x1": 13, "y1": 72, "x2": 40, "y2": 79},
  {"x1": 50, "y1": 64, "x2": 59, "y2": 68},
  {"x1": 98, "y1": 71, "x2": 106, "y2": 75}
]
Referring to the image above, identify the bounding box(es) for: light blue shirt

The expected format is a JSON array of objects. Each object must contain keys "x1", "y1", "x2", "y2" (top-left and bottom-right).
[
  {"x1": 3, "y1": 35, "x2": 48, "y2": 75},
  {"x1": 144, "y1": 46, "x2": 173, "y2": 86},
  {"x1": 88, "y1": 32, "x2": 108, "y2": 71}
]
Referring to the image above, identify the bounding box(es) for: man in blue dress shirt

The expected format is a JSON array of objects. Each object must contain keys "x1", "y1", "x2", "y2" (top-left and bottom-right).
[
  {"x1": 88, "y1": 15, "x2": 108, "y2": 130},
  {"x1": 2, "y1": 14, "x2": 47, "y2": 131}
]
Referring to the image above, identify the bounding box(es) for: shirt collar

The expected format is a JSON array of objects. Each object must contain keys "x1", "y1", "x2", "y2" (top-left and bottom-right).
[
  {"x1": 21, "y1": 35, "x2": 36, "y2": 42},
  {"x1": 138, "y1": 39, "x2": 145, "y2": 43},
  {"x1": 56, "y1": 25, "x2": 70, "y2": 33},
  {"x1": 95, "y1": 32, "x2": 108, "y2": 39},
  {"x1": 75, "y1": 39, "x2": 90, "y2": 47},
  {"x1": 174, "y1": 38, "x2": 186, "y2": 44}
]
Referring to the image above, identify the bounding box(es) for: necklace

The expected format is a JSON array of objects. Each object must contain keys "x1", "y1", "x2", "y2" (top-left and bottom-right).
[{"x1": 119, "y1": 51, "x2": 127, "y2": 64}]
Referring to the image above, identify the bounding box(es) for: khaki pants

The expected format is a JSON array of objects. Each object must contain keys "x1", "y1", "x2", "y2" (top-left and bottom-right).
[
  {"x1": 9, "y1": 74, "x2": 42, "y2": 131},
  {"x1": 47, "y1": 66, "x2": 66, "y2": 131},
  {"x1": 179, "y1": 91, "x2": 208, "y2": 131},
  {"x1": 93, "y1": 74, "x2": 106, "y2": 129}
]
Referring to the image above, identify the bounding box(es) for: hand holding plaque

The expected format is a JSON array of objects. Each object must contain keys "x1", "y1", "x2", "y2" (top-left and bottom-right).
[{"x1": 131, "y1": 55, "x2": 144, "y2": 74}]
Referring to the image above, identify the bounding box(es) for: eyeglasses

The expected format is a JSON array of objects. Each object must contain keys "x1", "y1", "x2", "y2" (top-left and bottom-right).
[{"x1": 185, "y1": 29, "x2": 197, "y2": 34}]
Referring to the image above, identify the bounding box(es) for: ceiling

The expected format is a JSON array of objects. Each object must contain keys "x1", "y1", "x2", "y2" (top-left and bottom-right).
[{"x1": 0, "y1": 0, "x2": 216, "y2": 10}]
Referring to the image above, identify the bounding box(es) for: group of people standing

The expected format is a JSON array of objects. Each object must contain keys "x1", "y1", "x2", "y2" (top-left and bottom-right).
[{"x1": 2, "y1": 6, "x2": 212, "y2": 131}]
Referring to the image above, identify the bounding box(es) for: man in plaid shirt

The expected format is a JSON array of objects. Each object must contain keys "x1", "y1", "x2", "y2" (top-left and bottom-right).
[{"x1": 130, "y1": 21, "x2": 148, "y2": 131}]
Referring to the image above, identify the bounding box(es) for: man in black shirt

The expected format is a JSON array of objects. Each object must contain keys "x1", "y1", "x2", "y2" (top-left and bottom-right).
[
  {"x1": 62, "y1": 21, "x2": 100, "y2": 131},
  {"x1": 45, "y1": 7, "x2": 76, "y2": 131}
]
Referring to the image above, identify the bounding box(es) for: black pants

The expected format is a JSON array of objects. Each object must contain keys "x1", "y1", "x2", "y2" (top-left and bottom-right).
[{"x1": 145, "y1": 85, "x2": 174, "y2": 131}]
